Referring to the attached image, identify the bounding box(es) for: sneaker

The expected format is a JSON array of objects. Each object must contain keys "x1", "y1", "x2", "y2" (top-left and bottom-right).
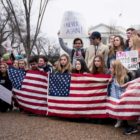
[
  {"x1": 123, "y1": 127, "x2": 138, "y2": 135},
  {"x1": 114, "y1": 120, "x2": 122, "y2": 128}
]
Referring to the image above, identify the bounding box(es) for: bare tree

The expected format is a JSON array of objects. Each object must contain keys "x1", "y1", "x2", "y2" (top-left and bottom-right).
[
  {"x1": 0, "y1": 12, "x2": 11, "y2": 44},
  {"x1": 0, "y1": 1, "x2": 27, "y2": 55},
  {"x1": 1, "y1": 0, "x2": 51, "y2": 61},
  {"x1": 0, "y1": 4, "x2": 13, "y2": 56},
  {"x1": 32, "y1": 36, "x2": 60, "y2": 58}
]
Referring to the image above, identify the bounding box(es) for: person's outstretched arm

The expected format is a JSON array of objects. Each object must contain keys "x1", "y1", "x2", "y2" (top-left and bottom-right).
[{"x1": 59, "y1": 38, "x2": 72, "y2": 55}]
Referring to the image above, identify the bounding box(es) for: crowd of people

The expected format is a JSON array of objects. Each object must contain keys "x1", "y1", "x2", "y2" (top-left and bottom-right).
[{"x1": 0, "y1": 27, "x2": 140, "y2": 135}]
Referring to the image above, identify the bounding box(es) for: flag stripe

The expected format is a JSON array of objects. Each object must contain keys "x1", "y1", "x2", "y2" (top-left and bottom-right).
[
  {"x1": 14, "y1": 88, "x2": 47, "y2": 97},
  {"x1": 106, "y1": 107, "x2": 140, "y2": 112},
  {"x1": 48, "y1": 102, "x2": 106, "y2": 107},
  {"x1": 48, "y1": 106, "x2": 106, "y2": 111},
  {"x1": 48, "y1": 109, "x2": 106, "y2": 114},
  {"x1": 13, "y1": 70, "x2": 48, "y2": 115},
  {"x1": 24, "y1": 77, "x2": 47, "y2": 84},
  {"x1": 17, "y1": 98, "x2": 47, "y2": 107},
  {"x1": 69, "y1": 92, "x2": 107, "y2": 97},
  {"x1": 48, "y1": 99, "x2": 106, "y2": 104},
  {"x1": 22, "y1": 82, "x2": 47, "y2": 88},
  {"x1": 19, "y1": 105, "x2": 47, "y2": 115},
  {"x1": 18, "y1": 101, "x2": 47, "y2": 110},
  {"x1": 70, "y1": 85, "x2": 107, "y2": 90},
  {"x1": 107, "y1": 100, "x2": 140, "y2": 105},
  {"x1": 16, "y1": 95, "x2": 47, "y2": 104},
  {"x1": 22, "y1": 85, "x2": 47, "y2": 92},
  {"x1": 48, "y1": 113, "x2": 107, "y2": 118},
  {"x1": 71, "y1": 80, "x2": 107, "y2": 84},
  {"x1": 48, "y1": 96, "x2": 106, "y2": 101},
  {"x1": 69, "y1": 89, "x2": 107, "y2": 94},
  {"x1": 15, "y1": 92, "x2": 47, "y2": 100}
]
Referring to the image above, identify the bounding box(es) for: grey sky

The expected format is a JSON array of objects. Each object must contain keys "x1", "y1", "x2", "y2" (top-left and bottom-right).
[{"x1": 40, "y1": 0, "x2": 139, "y2": 37}]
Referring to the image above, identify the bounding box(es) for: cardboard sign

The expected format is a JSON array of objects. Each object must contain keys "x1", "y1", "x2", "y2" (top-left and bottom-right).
[
  {"x1": 116, "y1": 50, "x2": 139, "y2": 70},
  {"x1": 0, "y1": 85, "x2": 12, "y2": 104},
  {"x1": 59, "y1": 11, "x2": 88, "y2": 38}
]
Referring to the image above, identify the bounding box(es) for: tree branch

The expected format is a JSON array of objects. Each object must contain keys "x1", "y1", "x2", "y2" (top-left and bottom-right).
[{"x1": 5, "y1": 0, "x2": 24, "y2": 44}]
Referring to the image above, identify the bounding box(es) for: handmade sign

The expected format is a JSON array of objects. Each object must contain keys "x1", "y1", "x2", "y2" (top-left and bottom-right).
[
  {"x1": 59, "y1": 11, "x2": 88, "y2": 38},
  {"x1": 0, "y1": 85, "x2": 12, "y2": 104},
  {"x1": 116, "y1": 50, "x2": 139, "y2": 70}
]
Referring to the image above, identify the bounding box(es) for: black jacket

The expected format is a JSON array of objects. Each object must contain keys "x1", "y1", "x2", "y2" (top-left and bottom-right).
[
  {"x1": 0, "y1": 72, "x2": 12, "y2": 90},
  {"x1": 0, "y1": 72, "x2": 13, "y2": 112}
]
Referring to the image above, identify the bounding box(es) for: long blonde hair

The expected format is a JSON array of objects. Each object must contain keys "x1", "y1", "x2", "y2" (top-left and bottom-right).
[
  {"x1": 130, "y1": 35, "x2": 140, "y2": 50},
  {"x1": 111, "y1": 60, "x2": 128, "y2": 85},
  {"x1": 56, "y1": 54, "x2": 72, "y2": 73}
]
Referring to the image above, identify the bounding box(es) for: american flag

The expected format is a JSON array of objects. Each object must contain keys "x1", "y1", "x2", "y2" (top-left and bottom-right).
[
  {"x1": 107, "y1": 78, "x2": 140, "y2": 120},
  {"x1": 48, "y1": 73, "x2": 110, "y2": 118},
  {"x1": 8, "y1": 67, "x2": 26, "y2": 89},
  {"x1": 8, "y1": 69, "x2": 140, "y2": 119},
  {"x1": 13, "y1": 70, "x2": 48, "y2": 115}
]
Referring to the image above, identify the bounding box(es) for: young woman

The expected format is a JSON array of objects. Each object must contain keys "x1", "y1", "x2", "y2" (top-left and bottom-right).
[
  {"x1": 53, "y1": 61, "x2": 58, "y2": 72},
  {"x1": 109, "y1": 60, "x2": 131, "y2": 99},
  {"x1": 108, "y1": 35, "x2": 115, "y2": 49},
  {"x1": 128, "y1": 34, "x2": 140, "y2": 50},
  {"x1": 56, "y1": 54, "x2": 72, "y2": 74},
  {"x1": 92, "y1": 55, "x2": 109, "y2": 74},
  {"x1": 107, "y1": 35, "x2": 125, "y2": 68},
  {"x1": 0, "y1": 63, "x2": 13, "y2": 112},
  {"x1": 108, "y1": 60, "x2": 138, "y2": 134},
  {"x1": 127, "y1": 34, "x2": 140, "y2": 78},
  {"x1": 72, "y1": 59, "x2": 90, "y2": 74}
]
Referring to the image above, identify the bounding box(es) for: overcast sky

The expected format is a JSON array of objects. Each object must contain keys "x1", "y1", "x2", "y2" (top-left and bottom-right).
[{"x1": 36, "y1": 0, "x2": 140, "y2": 37}]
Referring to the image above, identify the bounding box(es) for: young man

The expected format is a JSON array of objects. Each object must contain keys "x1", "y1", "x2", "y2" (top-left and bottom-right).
[
  {"x1": 58, "y1": 37, "x2": 85, "y2": 67},
  {"x1": 29, "y1": 56, "x2": 39, "y2": 71},
  {"x1": 38, "y1": 55, "x2": 53, "y2": 73},
  {"x1": 125, "y1": 28, "x2": 135, "y2": 50},
  {"x1": 85, "y1": 31, "x2": 109, "y2": 72}
]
